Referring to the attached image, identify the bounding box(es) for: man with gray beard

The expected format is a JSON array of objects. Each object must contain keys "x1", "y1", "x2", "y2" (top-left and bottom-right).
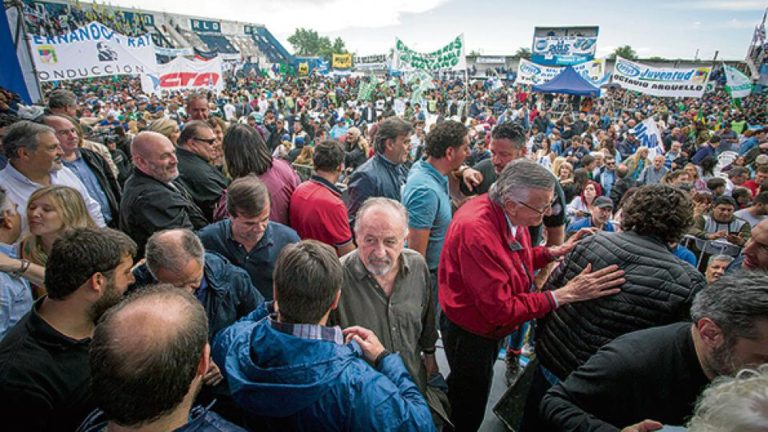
[{"x1": 331, "y1": 197, "x2": 446, "y2": 424}]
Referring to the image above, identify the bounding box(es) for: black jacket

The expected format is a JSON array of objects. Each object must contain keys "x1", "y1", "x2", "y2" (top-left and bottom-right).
[
  {"x1": 609, "y1": 177, "x2": 636, "y2": 208},
  {"x1": 541, "y1": 323, "x2": 709, "y2": 430},
  {"x1": 132, "y1": 252, "x2": 264, "y2": 340},
  {"x1": 119, "y1": 169, "x2": 208, "y2": 257},
  {"x1": 78, "y1": 148, "x2": 121, "y2": 228},
  {"x1": 175, "y1": 147, "x2": 229, "y2": 222},
  {"x1": 536, "y1": 231, "x2": 705, "y2": 380}
]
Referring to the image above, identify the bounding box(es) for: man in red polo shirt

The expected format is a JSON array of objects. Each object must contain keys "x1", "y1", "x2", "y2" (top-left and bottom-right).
[
  {"x1": 290, "y1": 140, "x2": 356, "y2": 256},
  {"x1": 439, "y1": 159, "x2": 626, "y2": 431}
]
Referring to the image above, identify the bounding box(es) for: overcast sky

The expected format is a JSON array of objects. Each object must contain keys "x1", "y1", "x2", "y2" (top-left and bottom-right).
[{"x1": 108, "y1": 0, "x2": 767, "y2": 60}]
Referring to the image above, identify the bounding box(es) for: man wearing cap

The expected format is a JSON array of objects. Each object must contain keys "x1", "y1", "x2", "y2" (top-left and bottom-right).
[{"x1": 566, "y1": 196, "x2": 615, "y2": 235}]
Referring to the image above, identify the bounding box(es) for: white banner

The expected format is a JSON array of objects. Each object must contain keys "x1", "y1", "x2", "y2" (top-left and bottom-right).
[
  {"x1": 141, "y1": 56, "x2": 224, "y2": 94},
  {"x1": 154, "y1": 46, "x2": 194, "y2": 57},
  {"x1": 612, "y1": 57, "x2": 711, "y2": 98},
  {"x1": 724, "y1": 64, "x2": 752, "y2": 99},
  {"x1": 476, "y1": 56, "x2": 505, "y2": 64},
  {"x1": 634, "y1": 117, "x2": 665, "y2": 158},
  {"x1": 515, "y1": 58, "x2": 606, "y2": 86},
  {"x1": 29, "y1": 21, "x2": 156, "y2": 82},
  {"x1": 392, "y1": 34, "x2": 466, "y2": 71}
]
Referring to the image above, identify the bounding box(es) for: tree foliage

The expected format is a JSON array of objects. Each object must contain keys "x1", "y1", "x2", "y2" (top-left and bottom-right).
[
  {"x1": 515, "y1": 47, "x2": 531, "y2": 59},
  {"x1": 287, "y1": 28, "x2": 349, "y2": 60},
  {"x1": 609, "y1": 45, "x2": 638, "y2": 60}
]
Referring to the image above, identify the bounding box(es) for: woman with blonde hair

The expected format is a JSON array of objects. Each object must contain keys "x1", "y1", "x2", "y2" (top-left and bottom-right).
[
  {"x1": 552, "y1": 157, "x2": 568, "y2": 178},
  {"x1": 20, "y1": 186, "x2": 97, "y2": 297},
  {"x1": 146, "y1": 117, "x2": 181, "y2": 145},
  {"x1": 624, "y1": 146, "x2": 649, "y2": 181}
]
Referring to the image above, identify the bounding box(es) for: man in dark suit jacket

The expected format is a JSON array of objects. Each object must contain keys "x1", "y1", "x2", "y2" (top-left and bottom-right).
[{"x1": 120, "y1": 131, "x2": 207, "y2": 257}]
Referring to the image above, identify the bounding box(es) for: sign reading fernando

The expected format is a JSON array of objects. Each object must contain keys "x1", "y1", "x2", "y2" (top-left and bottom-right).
[
  {"x1": 29, "y1": 21, "x2": 156, "y2": 82},
  {"x1": 612, "y1": 57, "x2": 711, "y2": 98}
]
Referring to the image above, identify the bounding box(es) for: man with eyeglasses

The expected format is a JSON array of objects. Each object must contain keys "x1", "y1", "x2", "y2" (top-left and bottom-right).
[
  {"x1": 439, "y1": 159, "x2": 625, "y2": 431},
  {"x1": 120, "y1": 132, "x2": 207, "y2": 257},
  {"x1": 131, "y1": 228, "x2": 263, "y2": 425},
  {"x1": 175, "y1": 120, "x2": 230, "y2": 222}
]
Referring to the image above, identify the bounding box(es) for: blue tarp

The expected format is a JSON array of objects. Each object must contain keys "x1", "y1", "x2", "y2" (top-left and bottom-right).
[
  {"x1": 0, "y1": 9, "x2": 33, "y2": 103},
  {"x1": 532, "y1": 65, "x2": 599, "y2": 97}
]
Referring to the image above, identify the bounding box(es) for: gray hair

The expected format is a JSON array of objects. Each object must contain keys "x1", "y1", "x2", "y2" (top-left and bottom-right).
[
  {"x1": 707, "y1": 254, "x2": 734, "y2": 266},
  {"x1": 374, "y1": 117, "x2": 413, "y2": 154},
  {"x1": 3, "y1": 120, "x2": 55, "y2": 159},
  {"x1": 186, "y1": 91, "x2": 208, "y2": 106},
  {"x1": 354, "y1": 197, "x2": 409, "y2": 237},
  {"x1": 47, "y1": 89, "x2": 76, "y2": 110},
  {"x1": 687, "y1": 364, "x2": 768, "y2": 431},
  {"x1": 145, "y1": 229, "x2": 205, "y2": 278},
  {"x1": 489, "y1": 159, "x2": 556, "y2": 205},
  {"x1": 690, "y1": 271, "x2": 768, "y2": 342}
]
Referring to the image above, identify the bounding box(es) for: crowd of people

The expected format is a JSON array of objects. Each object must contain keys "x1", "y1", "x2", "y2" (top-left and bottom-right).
[{"x1": 0, "y1": 53, "x2": 767, "y2": 431}]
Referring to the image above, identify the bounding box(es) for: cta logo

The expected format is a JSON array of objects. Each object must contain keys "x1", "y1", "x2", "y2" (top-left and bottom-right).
[
  {"x1": 159, "y1": 72, "x2": 220, "y2": 88},
  {"x1": 616, "y1": 60, "x2": 640, "y2": 77}
]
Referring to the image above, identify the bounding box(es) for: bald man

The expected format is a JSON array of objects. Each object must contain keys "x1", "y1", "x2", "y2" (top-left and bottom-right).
[
  {"x1": 79, "y1": 285, "x2": 246, "y2": 431},
  {"x1": 119, "y1": 131, "x2": 207, "y2": 257}
]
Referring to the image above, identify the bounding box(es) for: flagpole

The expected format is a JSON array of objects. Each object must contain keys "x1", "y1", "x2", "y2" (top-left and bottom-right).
[{"x1": 13, "y1": 2, "x2": 43, "y2": 103}]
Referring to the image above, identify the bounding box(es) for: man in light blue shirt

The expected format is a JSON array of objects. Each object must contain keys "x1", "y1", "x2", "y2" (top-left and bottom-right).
[
  {"x1": 0, "y1": 121, "x2": 105, "y2": 232},
  {"x1": 0, "y1": 189, "x2": 32, "y2": 341},
  {"x1": 402, "y1": 121, "x2": 469, "y2": 276}
]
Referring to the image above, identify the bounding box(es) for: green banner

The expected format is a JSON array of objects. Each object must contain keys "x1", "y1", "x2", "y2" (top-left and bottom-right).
[{"x1": 393, "y1": 34, "x2": 466, "y2": 71}]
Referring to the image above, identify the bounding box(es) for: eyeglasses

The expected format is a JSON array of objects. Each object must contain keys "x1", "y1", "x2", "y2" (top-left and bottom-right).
[
  {"x1": 192, "y1": 137, "x2": 217, "y2": 145},
  {"x1": 514, "y1": 198, "x2": 557, "y2": 216}
]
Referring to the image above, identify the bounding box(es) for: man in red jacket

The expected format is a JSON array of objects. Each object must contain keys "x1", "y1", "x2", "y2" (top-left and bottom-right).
[{"x1": 438, "y1": 159, "x2": 625, "y2": 431}]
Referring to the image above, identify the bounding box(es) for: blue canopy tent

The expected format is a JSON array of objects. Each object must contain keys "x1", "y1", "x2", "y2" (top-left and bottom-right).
[{"x1": 532, "y1": 66, "x2": 600, "y2": 97}]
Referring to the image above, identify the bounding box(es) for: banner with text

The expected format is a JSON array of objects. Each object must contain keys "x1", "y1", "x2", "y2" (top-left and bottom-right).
[
  {"x1": 515, "y1": 58, "x2": 607, "y2": 86},
  {"x1": 532, "y1": 26, "x2": 599, "y2": 66},
  {"x1": 154, "y1": 46, "x2": 194, "y2": 57},
  {"x1": 332, "y1": 53, "x2": 352, "y2": 69},
  {"x1": 141, "y1": 56, "x2": 223, "y2": 94},
  {"x1": 612, "y1": 57, "x2": 711, "y2": 98},
  {"x1": 724, "y1": 64, "x2": 753, "y2": 99},
  {"x1": 354, "y1": 54, "x2": 388, "y2": 71},
  {"x1": 29, "y1": 21, "x2": 156, "y2": 82},
  {"x1": 392, "y1": 34, "x2": 466, "y2": 71},
  {"x1": 635, "y1": 117, "x2": 665, "y2": 158}
]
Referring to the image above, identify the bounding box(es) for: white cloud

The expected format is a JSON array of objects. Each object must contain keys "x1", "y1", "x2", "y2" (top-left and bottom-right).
[
  {"x1": 663, "y1": 1, "x2": 766, "y2": 11},
  {"x1": 718, "y1": 18, "x2": 759, "y2": 28}
]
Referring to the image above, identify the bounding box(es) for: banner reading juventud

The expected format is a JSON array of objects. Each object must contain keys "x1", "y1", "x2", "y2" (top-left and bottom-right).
[
  {"x1": 612, "y1": 57, "x2": 711, "y2": 98},
  {"x1": 29, "y1": 21, "x2": 156, "y2": 82},
  {"x1": 392, "y1": 34, "x2": 466, "y2": 71}
]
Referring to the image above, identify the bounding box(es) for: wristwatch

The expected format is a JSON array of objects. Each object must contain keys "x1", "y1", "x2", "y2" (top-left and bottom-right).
[{"x1": 374, "y1": 350, "x2": 392, "y2": 369}]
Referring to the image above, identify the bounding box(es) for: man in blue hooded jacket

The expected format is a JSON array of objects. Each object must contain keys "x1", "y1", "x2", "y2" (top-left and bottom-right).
[{"x1": 213, "y1": 240, "x2": 435, "y2": 431}]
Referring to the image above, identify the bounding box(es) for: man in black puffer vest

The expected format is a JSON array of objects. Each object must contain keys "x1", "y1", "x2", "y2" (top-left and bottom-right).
[{"x1": 520, "y1": 184, "x2": 705, "y2": 431}]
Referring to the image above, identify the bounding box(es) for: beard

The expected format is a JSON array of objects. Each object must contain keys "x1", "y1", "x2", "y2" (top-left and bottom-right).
[
  {"x1": 89, "y1": 277, "x2": 123, "y2": 323},
  {"x1": 705, "y1": 339, "x2": 737, "y2": 377},
  {"x1": 365, "y1": 255, "x2": 394, "y2": 277}
]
